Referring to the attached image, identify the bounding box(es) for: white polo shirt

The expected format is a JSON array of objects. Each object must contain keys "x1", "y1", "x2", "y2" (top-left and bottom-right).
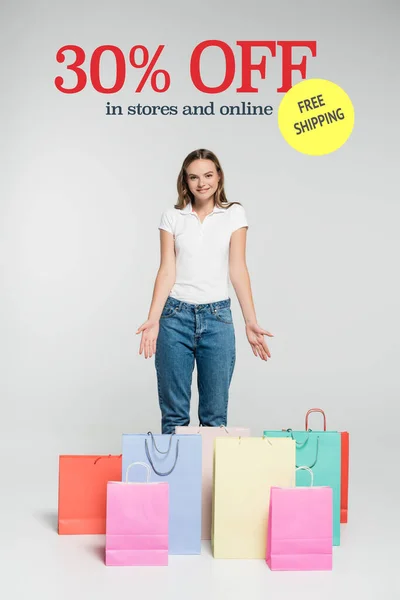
[{"x1": 158, "y1": 202, "x2": 248, "y2": 304}]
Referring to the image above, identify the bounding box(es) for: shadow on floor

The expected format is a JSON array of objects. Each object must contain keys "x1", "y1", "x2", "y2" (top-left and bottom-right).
[
  {"x1": 85, "y1": 544, "x2": 105, "y2": 563},
  {"x1": 33, "y1": 511, "x2": 58, "y2": 532}
]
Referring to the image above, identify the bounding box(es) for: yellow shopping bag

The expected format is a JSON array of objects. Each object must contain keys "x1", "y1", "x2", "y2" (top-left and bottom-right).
[{"x1": 212, "y1": 437, "x2": 295, "y2": 558}]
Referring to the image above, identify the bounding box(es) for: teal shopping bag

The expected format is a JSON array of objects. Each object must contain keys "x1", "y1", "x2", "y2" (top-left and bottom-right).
[{"x1": 263, "y1": 418, "x2": 341, "y2": 546}]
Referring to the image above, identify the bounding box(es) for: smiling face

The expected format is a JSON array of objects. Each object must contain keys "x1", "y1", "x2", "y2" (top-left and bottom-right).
[{"x1": 185, "y1": 159, "x2": 221, "y2": 204}]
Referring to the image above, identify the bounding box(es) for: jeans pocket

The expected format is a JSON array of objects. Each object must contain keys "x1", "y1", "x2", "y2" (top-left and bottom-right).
[
  {"x1": 160, "y1": 304, "x2": 178, "y2": 319},
  {"x1": 213, "y1": 306, "x2": 233, "y2": 324}
]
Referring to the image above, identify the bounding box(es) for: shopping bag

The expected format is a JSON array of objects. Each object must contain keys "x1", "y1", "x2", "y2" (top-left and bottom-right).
[
  {"x1": 175, "y1": 425, "x2": 251, "y2": 540},
  {"x1": 305, "y1": 409, "x2": 349, "y2": 523},
  {"x1": 264, "y1": 410, "x2": 342, "y2": 546},
  {"x1": 58, "y1": 454, "x2": 121, "y2": 534},
  {"x1": 105, "y1": 462, "x2": 169, "y2": 566},
  {"x1": 212, "y1": 436, "x2": 295, "y2": 558},
  {"x1": 266, "y1": 466, "x2": 333, "y2": 571},
  {"x1": 340, "y1": 429, "x2": 350, "y2": 523},
  {"x1": 122, "y1": 432, "x2": 202, "y2": 555}
]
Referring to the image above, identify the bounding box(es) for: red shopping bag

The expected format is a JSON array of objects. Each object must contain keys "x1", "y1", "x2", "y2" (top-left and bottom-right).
[
  {"x1": 58, "y1": 454, "x2": 122, "y2": 534},
  {"x1": 305, "y1": 409, "x2": 349, "y2": 523}
]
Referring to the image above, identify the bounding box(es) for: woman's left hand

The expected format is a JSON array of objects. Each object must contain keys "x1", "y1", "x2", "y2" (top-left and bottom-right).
[{"x1": 245, "y1": 323, "x2": 274, "y2": 361}]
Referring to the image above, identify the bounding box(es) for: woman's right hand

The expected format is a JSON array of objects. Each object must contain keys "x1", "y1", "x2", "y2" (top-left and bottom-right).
[{"x1": 136, "y1": 319, "x2": 160, "y2": 359}]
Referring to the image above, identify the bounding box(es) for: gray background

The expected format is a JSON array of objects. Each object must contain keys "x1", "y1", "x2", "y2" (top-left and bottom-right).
[{"x1": 1, "y1": 0, "x2": 399, "y2": 598}]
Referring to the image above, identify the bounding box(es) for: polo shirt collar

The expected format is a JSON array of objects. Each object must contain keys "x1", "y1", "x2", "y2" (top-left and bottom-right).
[{"x1": 181, "y1": 202, "x2": 226, "y2": 215}]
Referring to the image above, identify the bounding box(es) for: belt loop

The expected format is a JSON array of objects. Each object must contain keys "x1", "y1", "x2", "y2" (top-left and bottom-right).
[
  {"x1": 210, "y1": 302, "x2": 215, "y2": 314},
  {"x1": 177, "y1": 301, "x2": 182, "y2": 312}
]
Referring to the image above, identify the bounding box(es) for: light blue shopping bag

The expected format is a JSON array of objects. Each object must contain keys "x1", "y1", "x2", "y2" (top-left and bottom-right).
[
  {"x1": 263, "y1": 427, "x2": 341, "y2": 546},
  {"x1": 122, "y1": 432, "x2": 202, "y2": 555}
]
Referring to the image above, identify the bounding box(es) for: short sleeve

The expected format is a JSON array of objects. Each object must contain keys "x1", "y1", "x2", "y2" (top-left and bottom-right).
[
  {"x1": 230, "y1": 204, "x2": 248, "y2": 234},
  {"x1": 159, "y1": 209, "x2": 175, "y2": 234}
]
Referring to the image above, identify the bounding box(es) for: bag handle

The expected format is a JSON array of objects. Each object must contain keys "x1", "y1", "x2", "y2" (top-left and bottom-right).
[
  {"x1": 145, "y1": 435, "x2": 180, "y2": 476},
  {"x1": 287, "y1": 429, "x2": 310, "y2": 448},
  {"x1": 93, "y1": 454, "x2": 122, "y2": 465},
  {"x1": 295, "y1": 435, "x2": 320, "y2": 468},
  {"x1": 125, "y1": 461, "x2": 151, "y2": 483},
  {"x1": 305, "y1": 408, "x2": 327, "y2": 431},
  {"x1": 196, "y1": 424, "x2": 229, "y2": 434},
  {"x1": 295, "y1": 466, "x2": 314, "y2": 486},
  {"x1": 147, "y1": 431, "x2": 175, "y2": 454}
]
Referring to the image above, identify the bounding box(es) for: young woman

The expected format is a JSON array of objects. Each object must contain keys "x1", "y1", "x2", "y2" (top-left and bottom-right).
[{"x1": 136, "y1": 149, "x2": 273, "y2": 434}]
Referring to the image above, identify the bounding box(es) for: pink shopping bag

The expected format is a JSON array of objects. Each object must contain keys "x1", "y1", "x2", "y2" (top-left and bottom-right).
[
  {"x1": 266, "y1": 467, "x2": 333, "y2": 571},
  {"x1": 175, "y1": 425, "x2": 250, "y2": 539},
  {"x1": 105, "y1": 462, "x2": 169, "y2": 566}
]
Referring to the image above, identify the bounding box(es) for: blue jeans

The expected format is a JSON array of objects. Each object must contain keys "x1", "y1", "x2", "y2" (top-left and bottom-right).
[{"x1": 155, "y1": 296, "x2": 236, "y2": 434}]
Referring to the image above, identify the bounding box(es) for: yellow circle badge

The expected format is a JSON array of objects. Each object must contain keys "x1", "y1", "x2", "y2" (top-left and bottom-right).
[{"x1": 278, "y1": 78, "x2": 354, "y2": 156}]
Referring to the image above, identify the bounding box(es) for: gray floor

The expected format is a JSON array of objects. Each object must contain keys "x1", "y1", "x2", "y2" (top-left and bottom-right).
[{"x1": 1, "y1": 431, "x2": 398, "y2": 600}]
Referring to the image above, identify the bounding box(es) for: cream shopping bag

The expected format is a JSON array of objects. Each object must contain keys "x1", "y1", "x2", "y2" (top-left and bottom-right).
[{"x1": 212, "y1": 437, "x2": 295, "y2": 559}]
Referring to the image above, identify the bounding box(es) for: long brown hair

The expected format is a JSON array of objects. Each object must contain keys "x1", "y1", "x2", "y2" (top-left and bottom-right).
[{"x1": 175, "y1": 149, "x2": 241, "y2": 210}]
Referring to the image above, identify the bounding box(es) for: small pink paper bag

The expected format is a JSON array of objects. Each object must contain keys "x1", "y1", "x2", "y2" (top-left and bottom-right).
[
  {"x1": 105, "y1": 462, "x2": 169, "y2": 566},
  {"x1": 266, "y1": 467, "x2": 333, "y2": 571}
]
